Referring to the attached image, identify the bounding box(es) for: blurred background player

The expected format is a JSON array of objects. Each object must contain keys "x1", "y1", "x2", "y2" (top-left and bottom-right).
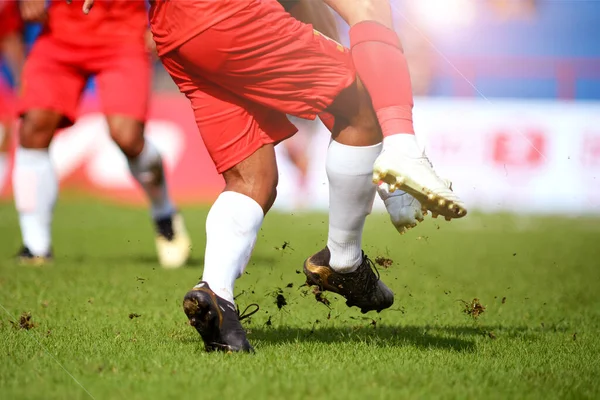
[
  {"x1": 0, "y1": 0, "x2": 24, "y2": 194},
  {"x1": 14, "y1": 0, "x2": 190, "y2": 267}
]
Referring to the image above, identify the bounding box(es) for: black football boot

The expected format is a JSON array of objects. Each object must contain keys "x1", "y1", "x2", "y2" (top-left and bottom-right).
[
  {"x1": 304, "y1": 247, "x2": 394, "y2": 313},
  {"x1": 182, "y1": 281, "x2": 257, "y2": 353}
]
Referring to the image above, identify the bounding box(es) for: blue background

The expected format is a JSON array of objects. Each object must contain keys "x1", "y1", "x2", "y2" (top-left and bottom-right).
[{"x1": 3, "y1": 0, "x2": 599, "y2": 99}]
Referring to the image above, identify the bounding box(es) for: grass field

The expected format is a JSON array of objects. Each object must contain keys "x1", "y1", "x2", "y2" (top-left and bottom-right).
[{"x1": 1, "y1": 198, "x2": 599, "y2": 399}]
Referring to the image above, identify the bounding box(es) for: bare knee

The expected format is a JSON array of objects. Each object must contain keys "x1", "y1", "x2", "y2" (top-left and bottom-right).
[
  {"x1": 19, "y1": 110, "x2": 62, "y2": 149},
  {"x1": 223, "y1": 170, "x2": 278, "y2": 214},
  {"x1": 222, "y1": 144, "x2": 279, "y2": 214},
  {"x1": 107, "y1": 116, "x2": 145, "y2": 158},
  {"x1": 330, "y1": 79, "x2": 382, "y2": 146}
]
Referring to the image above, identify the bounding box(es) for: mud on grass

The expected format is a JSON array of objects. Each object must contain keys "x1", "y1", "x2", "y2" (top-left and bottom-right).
[
  {"x1": 461, "y1": 298, "x2": 486, "y2": 320},
  {"x1": 11, "y1": 312, "x2": 37, "y2": 330}
]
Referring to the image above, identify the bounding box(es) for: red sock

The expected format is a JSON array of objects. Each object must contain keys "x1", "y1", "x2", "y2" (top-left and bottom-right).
[{"x1": 349, "y1": 21, "x2": 415, "y2": 136}]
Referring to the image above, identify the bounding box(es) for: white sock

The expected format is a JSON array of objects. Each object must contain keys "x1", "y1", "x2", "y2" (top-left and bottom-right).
[
  {"x1": 327, "y1": 140, "x2": 382, "y2": 272},
  {"x1": 0, "y1": 152, "x2": 8, "y2": 193},
  {"x1": 13, "y1": 147, "x2": 58, "y2": 256},
  {"x1": 202, "y1": 191, "x2": 264, "y2": 304},
  {"x1": 127, "y1": 139, "x2": 176, "y2": 220},
  {"x1": 382, "y1": 134, "x2": 422, "y2": 157}
]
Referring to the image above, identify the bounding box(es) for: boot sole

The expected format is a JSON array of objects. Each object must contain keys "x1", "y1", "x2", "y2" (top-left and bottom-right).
[{"x1": 373, "y1": 166, "x2": 467, "y2": 220}]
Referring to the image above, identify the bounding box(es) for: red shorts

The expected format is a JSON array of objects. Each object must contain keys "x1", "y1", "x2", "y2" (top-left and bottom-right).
[
  {"x1": 19, "y1": 35, "x2": 151, "y2": 128},
  {"x1": 159, "y1": 0, "x2": 355, "y2": 174}
]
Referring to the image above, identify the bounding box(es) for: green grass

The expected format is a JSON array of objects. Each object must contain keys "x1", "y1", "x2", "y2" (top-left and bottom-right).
[{"x1": 1, "y1": 198, "x2": 599, "y2": 400}]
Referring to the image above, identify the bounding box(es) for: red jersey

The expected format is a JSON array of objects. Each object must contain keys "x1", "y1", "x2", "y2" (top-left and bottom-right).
[
  {"x1": 149, "y1": 0, "x2": 250, "y2": 56},
  {"x1": 0, "y1": 0, "x2": 22, "y2": 40},
  {"x1": 44, "y1": 0, "x2": 148, "y2": 47}
]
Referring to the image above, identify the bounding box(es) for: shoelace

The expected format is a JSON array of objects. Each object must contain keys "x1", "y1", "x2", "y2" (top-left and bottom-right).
[
  {"x1": 237, "y1": 303, "x2": 260, "y2": 321},
  {"x1": 363, "y1": 253, "x2": 381, "y2": 282},
  {"x1": 348, "y1": 254, "x2": 381, "y2": 301}
]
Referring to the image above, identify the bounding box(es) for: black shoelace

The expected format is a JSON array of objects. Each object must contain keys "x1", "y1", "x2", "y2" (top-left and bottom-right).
[
  {"x1": 353, "y1": 254, "x2": 382, "y2": 297},
  {"x1": 362, "y1": 254, "x2": 381, "y2": 281},
  {"x1": 237, "y1": 304, "x2": 260, "y2": 321}
]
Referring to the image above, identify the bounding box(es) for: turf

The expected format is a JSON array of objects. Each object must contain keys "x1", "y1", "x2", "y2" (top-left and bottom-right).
[{"x1": 0, "y1": 198, "x2": 599, "y2": 400}]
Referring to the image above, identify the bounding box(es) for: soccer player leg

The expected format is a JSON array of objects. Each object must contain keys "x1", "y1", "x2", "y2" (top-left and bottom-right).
[
  {"x1": 303, "y1": 80, "x2": 393, "y2": 313},
  {"x1": 188, "y1": 94, "x2": 284, "y2": 306},
  {"x1": 327, "y1": 85, "x2": 424, "y2": 238},
  {"x1": 160, "y1": 52, "x2": 294, "y2": 351},
  {"x1": 184, "y1": 145, "x2": 275, "y2": 352},
  {"x1": 189, "y1": 141, "x2": 279, "y2": 353},
  {"x1": 186, "y1": 1, "x2": 426, "y2": 234},
  {"x1": 14, "y1": 112, "x2": 62, "y2": 264},
  {"x1": 324, "y1": 0, "x2": 466, "y2": 219},
  {"x1": 97, "y1": 47, "x2": 190, "y2": 269},
  {"x1": 13, "y1": 37, "x2": 86, "y2": 264},
  {"x1": 106, "y1": 115, "x2": 190, "y2": 269},
  {"x1": 281, "y1": 0, "x2": 425, "y2": 233},
  {"x1": 168, "y1": 3, "x2": 393, "y2": 311}
]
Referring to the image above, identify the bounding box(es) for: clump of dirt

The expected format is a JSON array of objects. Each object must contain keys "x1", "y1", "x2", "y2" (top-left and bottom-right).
[
  {"x1": 312, "y1": 287, "x2": 331, "y2": 308},
  {"x1": 128, "y1": 313, "x2": 141, "y2": 319},
  {"x1": 12, "y1": 312, "x2": 37, "y2": 330},
  {"x1": 269, "y1": 287, "x2": 288, "y2": 310},
  {"x1": 460, "y1": 298, "x2": 486, "y2": 319},
  {"x1": 501, "y1": 297, "x2": 507, "y2": 304},
  {"x1": 275, "y1": 293, "x2": 287, "y2": 310},
  {"x1": 274, "y1": 241, "x2": 292, "y2": 251},
  {"x1": 374, "y1": 256, "x2": 393, "y2": 269}
]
